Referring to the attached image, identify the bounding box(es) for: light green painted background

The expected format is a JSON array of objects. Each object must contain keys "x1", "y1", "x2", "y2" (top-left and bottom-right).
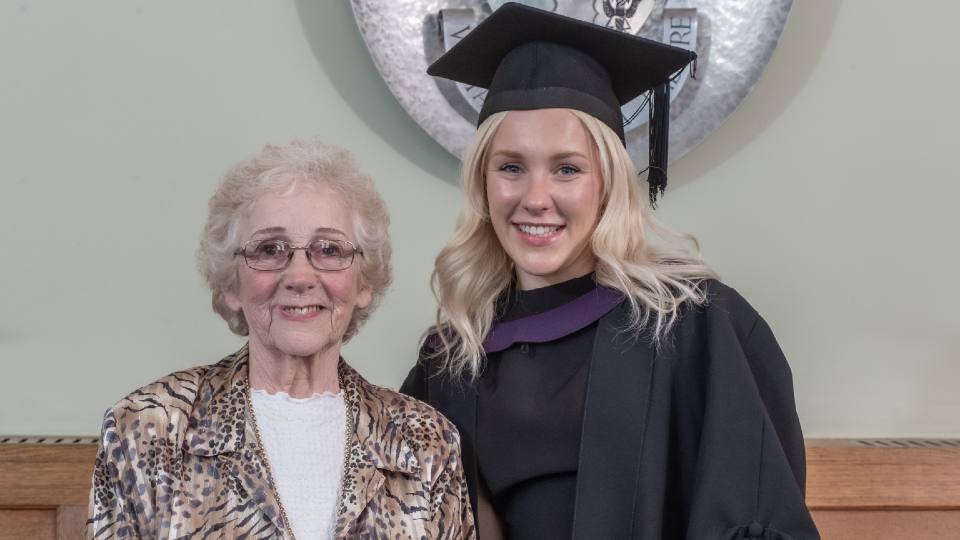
[{"x1": 1, "y1": 1, "x2": 957, "y2": 437}]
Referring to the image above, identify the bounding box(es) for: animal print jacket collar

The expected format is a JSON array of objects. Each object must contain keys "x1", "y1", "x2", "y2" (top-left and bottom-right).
[{"x1": 88, "y1": 345, "x2": 475, "y2": 539}]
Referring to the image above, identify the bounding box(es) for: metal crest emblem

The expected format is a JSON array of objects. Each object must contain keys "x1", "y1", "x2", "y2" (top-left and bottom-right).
[{"x1": 351, "y1": 0, "x2": 793, "y2": 169}]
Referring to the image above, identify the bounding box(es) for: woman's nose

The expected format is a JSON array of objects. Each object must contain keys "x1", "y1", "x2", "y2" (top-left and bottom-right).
[
  {"x1": 521, "y1": 173, "x2": 552, "y2": 213},
  {"x1": 284, "y1": 250, "x2": 317, "y2": 293}
]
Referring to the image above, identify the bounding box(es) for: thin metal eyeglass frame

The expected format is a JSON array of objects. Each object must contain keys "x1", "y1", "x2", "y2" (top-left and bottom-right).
[{"x1": 234, "y1": 239, "x2": 364, "y2": 272}]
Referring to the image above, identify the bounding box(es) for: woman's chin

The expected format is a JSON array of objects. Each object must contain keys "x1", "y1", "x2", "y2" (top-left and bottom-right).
[
  {"x1": 260, "y1": 333, "x2": 335, "y2": 359},
  {"x1": 513, "y1": 259, "x2": 566, "y2": 284}
]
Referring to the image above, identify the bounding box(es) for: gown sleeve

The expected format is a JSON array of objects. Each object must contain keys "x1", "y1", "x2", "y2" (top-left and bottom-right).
[
  {"x1": 400, "y1": 358, "x2": 428, "y2": 401},
  {"x1": 401, "y1": 334, "x2": 443, "y2": 401},
  {"x1": 684, "y1": 288, "x2": 819, "y2": 540}
]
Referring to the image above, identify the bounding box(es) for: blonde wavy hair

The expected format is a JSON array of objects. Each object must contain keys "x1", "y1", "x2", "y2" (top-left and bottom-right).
[{"x1": 428, "y1": 110, "x2": 715, "y2": 379}]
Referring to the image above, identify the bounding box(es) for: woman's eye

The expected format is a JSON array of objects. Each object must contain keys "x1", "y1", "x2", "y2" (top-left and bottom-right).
[
  {"x1": 499, "y1": 164, "x2": 522, "y2": 174},
  {"x1": 255, "y1": 241, "x2": 286, "y2": 258},
  {"x1": 557, "y1": 165, "x2": 580, "y2": 176},
  {"x1": 313, "y1": 241, "x2": 345, "y2": 258}
]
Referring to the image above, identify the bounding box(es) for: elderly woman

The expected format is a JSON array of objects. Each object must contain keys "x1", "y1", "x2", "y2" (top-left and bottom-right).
[
  {"x1": 88, "y1": 141, "x2": 475, "y2": 539},
  {"x1": 401, "y1": 4, "x2": 819, "y2": 540}
]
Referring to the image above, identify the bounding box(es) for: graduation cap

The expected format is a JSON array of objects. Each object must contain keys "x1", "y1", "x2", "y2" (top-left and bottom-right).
[{"x1": 428, "y1": 2, "x2": 697, "y2": 205}]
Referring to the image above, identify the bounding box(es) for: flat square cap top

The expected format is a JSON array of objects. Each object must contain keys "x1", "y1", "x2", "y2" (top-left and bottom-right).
[{"x1": 427, "y1": 2, "x2": 696, "y2": 105}]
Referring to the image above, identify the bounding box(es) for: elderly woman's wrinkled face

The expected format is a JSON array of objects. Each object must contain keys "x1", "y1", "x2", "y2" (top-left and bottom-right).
[{"x1": 223, "y1": 184, "x2": 371, "y2": 359}]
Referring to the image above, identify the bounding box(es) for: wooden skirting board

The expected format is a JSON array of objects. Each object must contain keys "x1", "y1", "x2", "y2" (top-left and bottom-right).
[
  {"x1": 1, "y1": 438, "x2": 958, "y2": 539},
  {"x1": 0, "y1": 442, "x2": 96, "y2": 540}
]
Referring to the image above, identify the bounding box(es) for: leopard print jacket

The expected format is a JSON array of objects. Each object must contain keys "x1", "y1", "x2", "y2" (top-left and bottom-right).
[{"x1": 87, "y1": 346, "x2": 475, "y2": 539}]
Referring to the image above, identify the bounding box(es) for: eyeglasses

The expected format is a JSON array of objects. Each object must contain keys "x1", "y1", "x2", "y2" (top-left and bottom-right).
[{"x1": 234, "y1": 238, "x2": 364, "y2": 272}]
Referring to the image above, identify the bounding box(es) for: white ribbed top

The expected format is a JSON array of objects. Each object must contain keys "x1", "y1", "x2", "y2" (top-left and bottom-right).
[{"x1": 251, "y1": 389, "x2": 347, "y2": 540}]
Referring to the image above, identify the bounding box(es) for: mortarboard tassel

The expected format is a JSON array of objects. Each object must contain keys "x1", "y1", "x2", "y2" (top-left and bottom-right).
[{"x1": 647, "y1": 81, "x2": 670, "y2": 207}]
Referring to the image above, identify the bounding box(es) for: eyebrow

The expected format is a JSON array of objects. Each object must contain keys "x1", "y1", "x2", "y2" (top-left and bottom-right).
[
  {"x1": 250, "y1": 226, "x2": 347, "y2": 238},
  {"x1": 488, "y1": 149, "x2": 590, "y2": 161},
  {"x1": 489, "y1": 150, "x2": 524, "y2": 160},
  {"x1": 551, "y1": 151, "x2": 590, "y2": 161}
]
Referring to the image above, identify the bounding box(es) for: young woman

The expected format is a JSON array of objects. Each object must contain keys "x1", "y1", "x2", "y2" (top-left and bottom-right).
[{"x1": 401, "y1": 4, "x2": 819, "y2": 539}]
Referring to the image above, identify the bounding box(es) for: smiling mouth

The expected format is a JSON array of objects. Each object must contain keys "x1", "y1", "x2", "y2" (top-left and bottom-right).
[
  {"x1": 515, "y1": 223, "x2": 564, "y2": 237},
  {"x1": 281, "y1": 305, "x2": 325, "y2": 315}
]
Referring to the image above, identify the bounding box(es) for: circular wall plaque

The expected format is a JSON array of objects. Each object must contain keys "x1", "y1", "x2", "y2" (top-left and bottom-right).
[{"x1": 351, "y1": 0, "x2": 792, "y2": 170}]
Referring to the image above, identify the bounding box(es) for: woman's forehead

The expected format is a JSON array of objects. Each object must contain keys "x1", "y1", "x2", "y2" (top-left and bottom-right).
[
  {"x1": 492, "y1": 110, "x2": 594, "y2": 151},
  {"x1": 242, "y1": 187, "x2": 352, "y2": 239},
  {"x1": 489, "y1": 110, "x2": 599, "y2": 163}
]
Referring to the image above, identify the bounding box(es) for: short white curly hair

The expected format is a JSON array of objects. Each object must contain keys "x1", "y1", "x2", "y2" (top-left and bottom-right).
[{"x1": 197, "y1": 140, "x2": 392, "y2": 342}]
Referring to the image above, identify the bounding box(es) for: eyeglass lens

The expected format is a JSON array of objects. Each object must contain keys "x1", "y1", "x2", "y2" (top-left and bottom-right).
[{"x1": 243, "y1": 239, "x2": 355, "y2": 271}]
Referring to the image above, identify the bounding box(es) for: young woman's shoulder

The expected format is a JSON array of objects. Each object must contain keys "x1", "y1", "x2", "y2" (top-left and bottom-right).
[
  {"x1": 670, "y1": 278, "x2": 794, "y2": 396},
  {"x1": 676, "y1": 278, "x2": 764, "y2": 341},
  {"x1": 701, "y1": 278, "x2": 758, "y2": 315}
]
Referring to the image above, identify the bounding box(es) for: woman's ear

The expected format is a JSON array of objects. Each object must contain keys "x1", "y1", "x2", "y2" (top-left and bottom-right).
[
  {"x1": 356, "y1": 286, "x2": 373, "y2": 310},
  {"x1": 222, "y1": 288, "x2": 242, "y2": 312}
]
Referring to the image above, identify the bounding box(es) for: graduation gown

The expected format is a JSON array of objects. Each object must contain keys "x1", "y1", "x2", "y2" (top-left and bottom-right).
[{"x1": 401, "y1": 279, "x2": 819, "y2": 539}]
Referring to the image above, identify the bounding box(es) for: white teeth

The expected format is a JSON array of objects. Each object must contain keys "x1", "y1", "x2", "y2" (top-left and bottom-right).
[
  {"x1": 517, "y1": 224, "x2": 561, "y2": 237},
  {"x1": 284, "y1": 306, "x2": 322, "y2": 314}
]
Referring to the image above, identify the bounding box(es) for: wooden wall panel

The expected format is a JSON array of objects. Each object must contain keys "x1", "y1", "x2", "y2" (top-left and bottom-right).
[
  {"x1": 0, "y1": 444, "x2": 96, "y2": 507},
  {"x1": 57, "y1": 506, "x2": 87, "y2": 540},
  {"x1": 806, "y1": 439, "x2": 960, "y2": 510},
  {"x1": 812, "y1": 510, "x2": 960, "y2": 539},
  {"x1": 1, "y1": 439, "x2": 958, "y2": 539},
  {"x1": 0, "y1": 509, "x2": 55, "y2": 540}
]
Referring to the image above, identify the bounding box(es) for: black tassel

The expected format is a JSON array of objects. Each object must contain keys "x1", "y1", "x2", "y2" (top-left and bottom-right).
[{"x1": 647, "y1": 81, "x2": 670, "y2": 207}]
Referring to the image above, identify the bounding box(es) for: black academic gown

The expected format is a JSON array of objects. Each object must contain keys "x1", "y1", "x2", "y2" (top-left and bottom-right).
[{"x1": 401, "y1": 280, "x2": 819, "y2": 539}]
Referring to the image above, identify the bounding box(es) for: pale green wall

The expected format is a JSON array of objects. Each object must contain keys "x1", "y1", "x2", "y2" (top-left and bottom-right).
[{"x1": 1, "y1": 1, "x2": 957, "y2": 438}]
